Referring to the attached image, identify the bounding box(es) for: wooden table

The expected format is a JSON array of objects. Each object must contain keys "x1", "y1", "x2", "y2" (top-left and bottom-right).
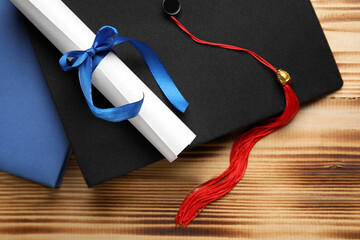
[{"x1": 1, "y1": 1, "x2": 359, "y2": 239}]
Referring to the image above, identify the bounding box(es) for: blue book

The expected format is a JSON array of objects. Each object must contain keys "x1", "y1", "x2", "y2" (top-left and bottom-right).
[{"x1": 0, "y1": 1, "x2": 71, "y2": 187}]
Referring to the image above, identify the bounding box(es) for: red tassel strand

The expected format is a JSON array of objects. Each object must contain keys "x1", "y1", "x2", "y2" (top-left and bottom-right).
[
  {"x1": 171, "y1": 16, "x2": 301, "y2": 227},
  {"x1": 170, "y1": 16, "x2": 277, "y2": 73}
]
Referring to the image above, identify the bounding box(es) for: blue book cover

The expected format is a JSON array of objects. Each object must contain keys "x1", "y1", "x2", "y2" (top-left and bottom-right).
[{"x1": 0, "y1": 1, "x2": 71, "y2": 187}]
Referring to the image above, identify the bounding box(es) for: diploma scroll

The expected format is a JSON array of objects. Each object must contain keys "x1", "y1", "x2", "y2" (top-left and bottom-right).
[{"x1": 11, "y1": 0, "x2": 196, "y2": 162}]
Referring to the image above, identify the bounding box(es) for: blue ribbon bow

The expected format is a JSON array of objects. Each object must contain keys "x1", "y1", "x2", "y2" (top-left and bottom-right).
[{"x1": 59, "y1": 26, "x2": 188, "y2": 122}]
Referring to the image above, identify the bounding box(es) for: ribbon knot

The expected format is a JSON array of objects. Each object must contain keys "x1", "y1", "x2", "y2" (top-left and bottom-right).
[
  {"x1": 86, "y1": 48, "x2": 96, "y2": 58},
  {"x1": 59, "y1": 26, "x2": 188, "y2": 122}
]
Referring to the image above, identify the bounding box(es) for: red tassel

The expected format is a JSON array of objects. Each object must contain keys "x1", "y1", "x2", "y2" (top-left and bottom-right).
[
  {"x1": 170, "y1": 16, "x2": 301, "y2": 227},
  {"x1": 176, "y1": 83, "x2": 299, "y2": 227}
]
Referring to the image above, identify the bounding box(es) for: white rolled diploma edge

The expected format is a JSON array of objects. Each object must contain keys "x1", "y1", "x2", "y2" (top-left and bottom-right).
[{"x1": 11, "y1": 0, "x2": 196, "y2": 162}]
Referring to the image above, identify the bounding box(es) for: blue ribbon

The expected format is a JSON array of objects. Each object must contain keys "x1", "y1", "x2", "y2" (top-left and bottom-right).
[{"x1": 59, "y1": 26, "x2": 188, "y2": 122}]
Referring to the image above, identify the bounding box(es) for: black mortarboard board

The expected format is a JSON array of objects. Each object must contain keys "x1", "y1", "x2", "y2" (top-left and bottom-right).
[{"x1": 25, "y1": 0, "x2": 342, "y2": 187}]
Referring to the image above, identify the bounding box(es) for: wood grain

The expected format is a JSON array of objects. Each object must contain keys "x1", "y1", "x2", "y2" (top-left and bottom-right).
[{"x1": 0, "y1": 0, "x2": 359, "y2": 239}]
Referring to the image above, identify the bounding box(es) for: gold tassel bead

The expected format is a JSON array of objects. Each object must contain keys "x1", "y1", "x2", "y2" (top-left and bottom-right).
[{"x1": 276, "y1": 69, "x2": 291, "y2": 86}]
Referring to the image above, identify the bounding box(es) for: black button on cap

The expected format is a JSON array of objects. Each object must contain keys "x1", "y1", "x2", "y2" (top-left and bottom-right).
[{"x1": 162, "y1": 0, "x2": 181, "y2": 16}]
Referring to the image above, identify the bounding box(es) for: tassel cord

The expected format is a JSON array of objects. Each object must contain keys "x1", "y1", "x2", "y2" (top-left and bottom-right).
[{"x1": 170, "y1": 16, "x2": 277, "y2": 73}]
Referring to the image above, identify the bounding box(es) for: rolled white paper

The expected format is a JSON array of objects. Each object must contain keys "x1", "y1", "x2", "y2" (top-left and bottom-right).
[{"x1": 11, "y1": 0, "x2": 196, "y2": 162}]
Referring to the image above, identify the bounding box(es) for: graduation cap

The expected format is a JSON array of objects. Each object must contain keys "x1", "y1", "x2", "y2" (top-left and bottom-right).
[{"x1": 22, "y1": 0, "x2": 342, "y2": 224}]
